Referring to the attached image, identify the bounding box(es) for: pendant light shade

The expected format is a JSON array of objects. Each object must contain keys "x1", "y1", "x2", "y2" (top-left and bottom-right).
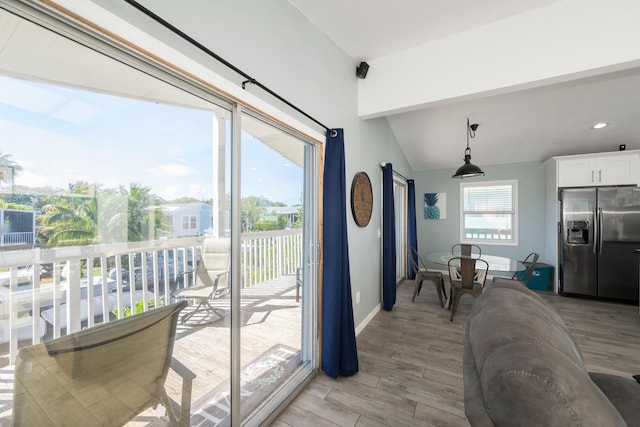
[{"x1": 452, "y1": 118, "x2": 484, "y2": 179}]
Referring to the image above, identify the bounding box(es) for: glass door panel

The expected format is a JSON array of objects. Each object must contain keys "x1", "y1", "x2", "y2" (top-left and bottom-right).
[
  {"x1": 0, "y1": 6, "x2": 233, "y2": 425},
  {"x1": 239, "y1": 112, "x2": 310, "y2": 422}
]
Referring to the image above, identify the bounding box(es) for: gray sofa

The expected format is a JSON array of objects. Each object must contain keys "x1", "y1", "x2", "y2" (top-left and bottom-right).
[{"x1": 463, "y1": 279, "x2": 640, "y2": 426}]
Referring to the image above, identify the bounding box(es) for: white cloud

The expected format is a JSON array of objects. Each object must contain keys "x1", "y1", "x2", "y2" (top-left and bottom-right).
[
  {"x1": 51, "y1": 100, "x2": 103, "y2": 125},
  {"x1": 157, "y1": 183, "x2": 211, "y2": 201},
  {"x1": 158, "y1": 185, "x2": 182, "y2": 200},
  {"x1": 15, "y1": 170, "x2": 49, "y2": 188},
  {"x1": 146, "y1": 164, "x2": 195, "y2": 176}
]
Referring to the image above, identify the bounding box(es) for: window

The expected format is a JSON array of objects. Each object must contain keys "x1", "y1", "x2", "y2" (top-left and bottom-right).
[
  {"x1": 460, "y1": 180, "x2": 518, "y2": 245},
  {"x1": 182, "y1": 215, "x2": 197, "y2": 230}
]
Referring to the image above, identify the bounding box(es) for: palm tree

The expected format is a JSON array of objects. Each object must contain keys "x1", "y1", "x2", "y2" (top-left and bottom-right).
[
  {"x1": 241, "y1": 196, "x2": 267, "y2": 232},
  {"x1": 39, "y1": 196, "x2": 98, "y2": 246},
  {"x1": 121, "y1": 183, "x2": 168, "y2": 241},
  {"x1": 0, "y1": 150, "x2": 22, "y2": 189},
  {"x1": 0, "y1": 151, "x2": 22, "y2": 173}
]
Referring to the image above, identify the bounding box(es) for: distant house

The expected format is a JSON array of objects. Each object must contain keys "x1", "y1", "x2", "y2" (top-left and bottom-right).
[
  {"x1": 0, "y1": 209, "x2": 35, "y2": 249},
  {"x1": 159, "y1": 203, "x2": 212, "y2": 238},
  {"x1": 267, "y1": 206, "x2": 301, "y2": 229}
]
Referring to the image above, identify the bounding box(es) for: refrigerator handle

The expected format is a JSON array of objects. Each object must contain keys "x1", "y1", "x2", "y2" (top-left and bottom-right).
[
  {"x1": 592, "y1": 207, "x2": 598, "y2": 254},
  {"x1": 598, "y1": 207, "x2": 603, "y2": 254}
]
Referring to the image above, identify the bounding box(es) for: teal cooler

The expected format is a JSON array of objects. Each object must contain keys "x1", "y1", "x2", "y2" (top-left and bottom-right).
[{"x1": 517, "y1": 262, "x2": 553, "y2": 291}]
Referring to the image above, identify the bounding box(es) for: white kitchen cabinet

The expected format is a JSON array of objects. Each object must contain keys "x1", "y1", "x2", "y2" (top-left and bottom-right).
[{"x1": 557, "y1": 152, "x2": 640, "y2": 187}]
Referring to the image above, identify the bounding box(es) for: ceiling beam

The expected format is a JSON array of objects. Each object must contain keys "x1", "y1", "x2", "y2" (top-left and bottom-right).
[{"x1": 357, "y1": 0, "x2": 640, "y2": 119}]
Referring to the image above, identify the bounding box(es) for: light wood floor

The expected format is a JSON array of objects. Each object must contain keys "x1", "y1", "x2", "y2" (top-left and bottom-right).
[{"x1": 274, "y1": 279, "x2": 640, "y2": 427}]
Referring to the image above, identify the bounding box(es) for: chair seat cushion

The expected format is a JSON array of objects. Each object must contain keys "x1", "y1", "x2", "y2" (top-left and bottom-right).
[{"x1": 174, "y1": 285, "x2": 213, "y2": 299}]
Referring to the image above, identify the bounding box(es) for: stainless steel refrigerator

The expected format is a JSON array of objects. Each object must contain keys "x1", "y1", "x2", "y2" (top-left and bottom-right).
[{"x1": 560, "y1": 187, "x2": 640, "y2": 303}]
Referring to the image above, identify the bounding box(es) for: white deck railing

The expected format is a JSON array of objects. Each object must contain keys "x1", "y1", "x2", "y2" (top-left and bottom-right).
[
  {"x1": 0, "y1": 232, "x2": 34, "y2": 247},
  {"x1": 241, "y1": 229, "x2": 302, "y2": 287},
  {"x1": 0, "y1": 229, "x2": 302, "y2": 363}
]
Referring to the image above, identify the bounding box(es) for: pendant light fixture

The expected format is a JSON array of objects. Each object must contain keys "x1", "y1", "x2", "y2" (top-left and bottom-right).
[{"x1": 452, "y1": 117, "x2": 485, "y2": 179}]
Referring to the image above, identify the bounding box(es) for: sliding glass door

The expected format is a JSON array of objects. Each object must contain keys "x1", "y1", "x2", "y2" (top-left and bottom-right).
[
  {"x1": 0, "y1": 3, "x2": 318, "y2": 425},
  {"x1": 237, "y1": 112, "x2": 315, "y2": 424}
]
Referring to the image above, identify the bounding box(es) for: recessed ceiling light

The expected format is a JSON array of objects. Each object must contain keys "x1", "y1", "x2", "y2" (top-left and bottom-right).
[{"x1": 592, "y1": 122, "x2": 608, "y2": 129}]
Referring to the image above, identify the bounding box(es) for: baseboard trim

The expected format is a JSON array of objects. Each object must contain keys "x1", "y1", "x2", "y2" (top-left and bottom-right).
[{"x1": 355, "y1": 303, "x2": 381, "y2": 336}]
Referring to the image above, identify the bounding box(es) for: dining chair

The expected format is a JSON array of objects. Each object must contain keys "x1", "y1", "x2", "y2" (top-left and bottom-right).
[
  {"x1": 447, "y1": 256, "x2": 489, "y2": 321},
  {"x1": 451, "y1": 243, "x2": 482, "y2": 258},
  {"x1": 492, "y1": 252, "x2": 539, "y2": 287},
  {"x1": 408, "y1": 247, "x2": 446, "y2": 307}
]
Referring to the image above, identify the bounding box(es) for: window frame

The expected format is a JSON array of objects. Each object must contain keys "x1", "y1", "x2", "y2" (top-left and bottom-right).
[
  {"x1": 459, "y1": 179, "x2": 518, "y2": 246},
  {"x1": 181, "y1": 215, "x2": 197, "y2": 230}
]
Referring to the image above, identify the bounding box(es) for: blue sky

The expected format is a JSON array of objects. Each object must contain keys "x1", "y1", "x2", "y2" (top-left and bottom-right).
[{"x1": 0, "y1": 75, "x2": 303, "y2": 205}]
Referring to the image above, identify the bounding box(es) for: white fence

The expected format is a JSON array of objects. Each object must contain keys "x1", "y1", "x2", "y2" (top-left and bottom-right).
[
  {"x1": 0, "y1": 229, "x2": 302, "y2": 363},
  {"x1": 0, "y1": 232, "x2": 34, "y2": 247}
]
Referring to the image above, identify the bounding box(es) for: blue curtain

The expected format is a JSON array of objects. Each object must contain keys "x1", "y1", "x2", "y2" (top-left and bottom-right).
[
  {"x1": 381, "y1": 163, "x2": 396, "y2": 311},
  {"x1": 407, "y1": 180, "x2": 417, "y2": 280},
  {"x1": 321, "y1": 128, "x2": 359, "y2": 378}
]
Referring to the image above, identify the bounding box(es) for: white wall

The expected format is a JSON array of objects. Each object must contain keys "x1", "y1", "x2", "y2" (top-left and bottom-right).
[
  {"x1": 57, "y1": 0, "x2": 412, "y2": 327},
  {"x1": 359, "y1": 0, "x2": 640, "y2": 118}
]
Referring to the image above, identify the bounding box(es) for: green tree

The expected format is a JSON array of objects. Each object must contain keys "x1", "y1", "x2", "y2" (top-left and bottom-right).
[
  {"x1": 0, "y1": 150, "x2": 23, "y2": 174},
  {"x1": 241, "y1": 196, "x2": 268, "y2": 232},
  {"x1": 293, "y1": 206, "x2": 303, "y2": 229},
  {"x1": 121, "y1": 182, "x2": 168, "y2": 241},
  {"x1": 0, "y1": 150, "x2": 22, "y2": 190},
  {"x1": 39, "y1": 195, "x2": 98, "y2": 246}
]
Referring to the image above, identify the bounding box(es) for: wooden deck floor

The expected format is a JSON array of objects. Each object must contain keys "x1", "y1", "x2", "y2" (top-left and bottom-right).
[
  {"x1": 163, "y1": 274, "x2": 301, "y2": 401},
  {"x1": 0, "y1": 274, "x2": 302, "y2": 426},
  {"x1": 274, "y1": 279, "x2": 640, "y2": 427}
]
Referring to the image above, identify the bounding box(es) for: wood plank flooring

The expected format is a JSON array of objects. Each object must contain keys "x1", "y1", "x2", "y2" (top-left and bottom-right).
[{"x1": 274, "y1": 278, "x2": 640, "y2": 426}]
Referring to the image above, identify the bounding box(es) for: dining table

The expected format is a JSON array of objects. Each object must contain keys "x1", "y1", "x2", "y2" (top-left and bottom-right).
[
  {"x1": 426, "y1": 252, "x2": 526, "y2": 275},
  {"x1": 426, "y1": 252, "x2": 526, "y2": 309}
]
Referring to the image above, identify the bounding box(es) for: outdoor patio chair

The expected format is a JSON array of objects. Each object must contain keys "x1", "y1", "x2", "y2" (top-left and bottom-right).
[
  {"x1": 13, "y1": 300, "x2": 195, "y2": 427},
  {"x1": 173, "y1": 237, "x2": 230, "y2": 324}
]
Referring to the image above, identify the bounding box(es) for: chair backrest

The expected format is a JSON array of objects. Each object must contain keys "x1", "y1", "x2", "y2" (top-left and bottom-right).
[
  {"x1": 195, "y1": 237, "x2": 231, "y2": 292},
  {"x1": 408, "y1": 250, "x2": 420, "y2": 275},
  {"x1": 448, "y1": 257, "x2": 489, "y2": 290},
  {"x1": 408, "y1": 247, "x2": 422, "y2": 274},
  {"x1": 409, "y1": 246, "x2": 430, "y2": 271},
  {"x1": 452, "y1": 243, "x2": 481, "y2": 258},
  {"x1": 474, "y1": 258, "x2": 490, "y2": 287},
  {"x1": 511, "y1": 252, "x2": 540, "y2": 284},
  {"x1": 13, "y1": 300, "x2": 188, "y2": 426}
]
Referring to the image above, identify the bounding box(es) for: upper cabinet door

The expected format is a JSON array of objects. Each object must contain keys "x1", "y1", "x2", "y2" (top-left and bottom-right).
[
  {"x1": 595, "y1": 153, "x2": 640, "y2": 186},
  {"x1": 558, "y1": 152, "x2": 640, "y2": 187},
  {"x1": 558, "y1": 157, "x2": 596, "y2": 187}
]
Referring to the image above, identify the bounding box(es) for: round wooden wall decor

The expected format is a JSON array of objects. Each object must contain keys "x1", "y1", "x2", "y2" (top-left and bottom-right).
[{"x1": 351, "y1": 171, "x2": 373, "y2": 227}]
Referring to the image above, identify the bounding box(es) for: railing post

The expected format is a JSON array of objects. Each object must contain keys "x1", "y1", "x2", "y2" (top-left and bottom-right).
[{"x1": 66, "y1": 259, "x2": 82, "y2": 333}]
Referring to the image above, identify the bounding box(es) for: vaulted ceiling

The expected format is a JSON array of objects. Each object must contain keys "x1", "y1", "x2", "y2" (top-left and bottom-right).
[{"x1": 288, "y1": 0, "x2": 640, "y2": 172}]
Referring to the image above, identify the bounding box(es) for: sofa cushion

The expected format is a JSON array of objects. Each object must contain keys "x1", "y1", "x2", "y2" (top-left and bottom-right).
[
  {"x1": 464, "y1": 280, "x2": 627, "y2": 426},
  {"x1": 590, "y1": 372, "x2": 640, "y2": 425}
]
